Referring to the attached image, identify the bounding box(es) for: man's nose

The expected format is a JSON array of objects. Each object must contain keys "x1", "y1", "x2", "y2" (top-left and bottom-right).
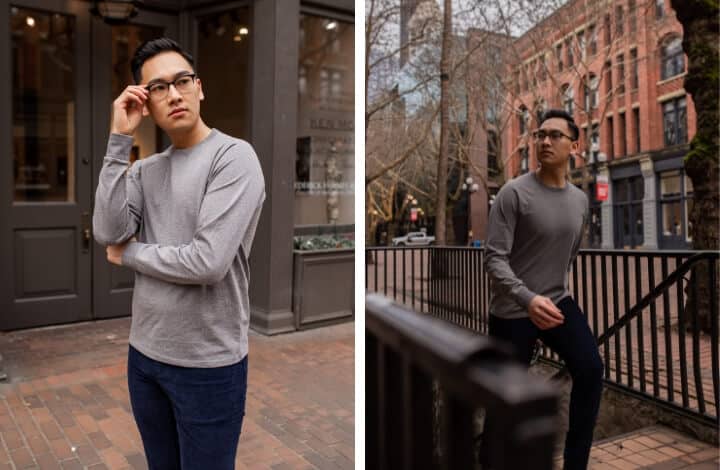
[{"x1": 167, "y1": 83, "x2": 183, "y2": 101}]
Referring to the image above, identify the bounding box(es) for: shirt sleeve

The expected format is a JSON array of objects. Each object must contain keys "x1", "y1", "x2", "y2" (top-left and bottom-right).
[
  {"x1": 568, "y1": 193, "x2": 590, "y2": 272},
  {"x1": 92, "y1": 134, "x2": 143, "y2": 246},
  {"x1": 121, "y1": 142, "x2": 266, "y2": 285},
  {"x1": 483, "y1": 184, "x2": 537, "y2": 309}
]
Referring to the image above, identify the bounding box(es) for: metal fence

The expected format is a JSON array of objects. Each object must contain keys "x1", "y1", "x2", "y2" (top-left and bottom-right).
[
  {"x1": 366, "y1": 246, "x2": 720, "y2": 427},
  {"x1": 366, "y1": 293, "x2": 558, "y2": 470}
]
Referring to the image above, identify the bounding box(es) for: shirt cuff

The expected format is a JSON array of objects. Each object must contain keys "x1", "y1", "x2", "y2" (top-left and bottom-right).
[
  {"x1": 515, "y1": 287, "x2": 538, "y2": 309},
  {"x1": 122, "y1": 241, "x2": 142, "y2": 270},
  {"x1": 106, "y1": 133, "x2": 134, "y2": 160}
]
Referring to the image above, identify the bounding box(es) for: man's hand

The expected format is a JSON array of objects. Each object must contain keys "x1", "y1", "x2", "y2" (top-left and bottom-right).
[
  {"x1": 106, "y1": 237, "x2": 137, "y2": 266},
  {"x1": 110, "y1": 85, "x2": 149, "y2": 136},
  {"x1": 528, "y1": 295, "x2": 564, "y2": 330}
]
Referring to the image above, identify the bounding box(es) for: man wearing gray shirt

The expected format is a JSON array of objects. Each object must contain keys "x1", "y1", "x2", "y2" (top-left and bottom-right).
[
  {"x1": 484, "y1": 110, "x2": 602, "y2": 470},
  {"x1": 93, "y1": 38, "x2": 265, "y2": 469}
]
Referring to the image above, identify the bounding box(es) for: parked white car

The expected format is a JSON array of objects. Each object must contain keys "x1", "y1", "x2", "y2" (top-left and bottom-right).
[{"x1": 392, "y1": 231, "x2": 435, "y2": 246}]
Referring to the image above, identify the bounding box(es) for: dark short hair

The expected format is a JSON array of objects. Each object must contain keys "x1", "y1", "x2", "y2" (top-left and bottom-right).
[
  {"x1": 540, "y1": 109, "x2": 579, "y2": 141},
  {"x1": 130, "y1": 37, "x2": 194, "y2": 84}
]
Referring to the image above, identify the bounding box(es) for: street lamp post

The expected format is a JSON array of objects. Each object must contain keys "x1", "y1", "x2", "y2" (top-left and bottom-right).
[{"x1": 462, "y1": 176, "x2": 479, "y2": 245}]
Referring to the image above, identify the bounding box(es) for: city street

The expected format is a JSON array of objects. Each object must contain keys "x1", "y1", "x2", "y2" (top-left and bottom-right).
[{"x1": 0, "y1": 319, "x2": 354, "y2": 469}]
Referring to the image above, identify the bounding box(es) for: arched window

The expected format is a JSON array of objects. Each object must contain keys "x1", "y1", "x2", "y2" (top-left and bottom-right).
[
  {"x1": 661, "y1": 36, "x2": 685, "y2": 80},
  {"x1": 519, "y1": 105, "x2": 529, "y2": 135}
]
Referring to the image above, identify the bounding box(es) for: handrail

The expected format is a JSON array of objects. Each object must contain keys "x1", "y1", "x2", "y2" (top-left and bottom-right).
[{"x1": 366, "y1": 293, "x2": 559, "y2": 470}]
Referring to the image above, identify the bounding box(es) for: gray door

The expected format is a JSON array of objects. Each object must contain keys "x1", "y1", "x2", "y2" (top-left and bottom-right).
[
  {"x1": 0, "y1": 2, "x2": 178, "y2": 329},
  {"x1": 0, "y1": 1, "x2": 94, "y2": 330},
  {"x1": 90, "y1": 13, "x2": 177, "y2": 320}
]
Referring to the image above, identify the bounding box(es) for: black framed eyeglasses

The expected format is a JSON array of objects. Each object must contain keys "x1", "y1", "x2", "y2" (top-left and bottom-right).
[
  {"x1": 532, "y1": 130, "x2": 574, "y2": 142},
  {"x1": 145, "y1": 73, "x2": 197, "y2": 101}
]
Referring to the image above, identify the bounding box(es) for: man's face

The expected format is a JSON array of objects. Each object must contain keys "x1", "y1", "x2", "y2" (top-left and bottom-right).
[
  {"x1": 534, "y1": 117, "x2": 578, "y2": 168},
  {"x1": 139, "y1": 51, "x2": 204, "y2": 133}
]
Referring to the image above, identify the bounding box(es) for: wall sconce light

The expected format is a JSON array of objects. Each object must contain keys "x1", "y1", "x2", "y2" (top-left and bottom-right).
[{"x1": 90, "y1": 0, "x2": 142, "y2": 25}]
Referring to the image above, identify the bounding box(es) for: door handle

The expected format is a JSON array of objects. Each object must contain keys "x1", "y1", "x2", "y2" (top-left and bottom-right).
[{"x1": 82, "y1": 212, "x2": 91, "y2": 253}]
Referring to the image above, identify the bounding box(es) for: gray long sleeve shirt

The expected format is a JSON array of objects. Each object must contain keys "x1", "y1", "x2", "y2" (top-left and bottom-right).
[
  {"x1": 93, "y1": 129, "x2": 265, "y2": 367},
  {"x1": 484, "y1": 171, "x2": 588, "y2": 319}
]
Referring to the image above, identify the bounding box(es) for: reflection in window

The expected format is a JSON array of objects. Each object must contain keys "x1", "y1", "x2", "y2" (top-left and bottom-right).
[
  {"x1": 12, "y1": 8, "x2": 75, "y2": 202},
  {"x1": 661, "y1": 36, "x2": 685, "y2": 80},
  {"x1": 197, "y1": 8, "x2": 251, "y2": 140},
  {"x1": 663, "y1": 97, "x2": 687, "y2": 146},
  {"x1": 296, "y1": 15, "x2": 354, "y2": 226},
  {"x1": 658, "y1": 169, "x2": 693, "y2": 244}
]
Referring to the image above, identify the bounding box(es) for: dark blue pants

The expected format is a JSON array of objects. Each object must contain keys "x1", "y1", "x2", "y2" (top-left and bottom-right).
[
  {"x1": 127, "y1": 345, "x2": 248, "y2": 470},
  {"x1": 488, "y1": 296, "x2": 603, "y2": 470}
]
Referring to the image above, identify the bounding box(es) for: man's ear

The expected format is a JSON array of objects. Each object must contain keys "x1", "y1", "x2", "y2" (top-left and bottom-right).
[{"x1": 197, "y1": 78, "x2": 205, "y2": 101}]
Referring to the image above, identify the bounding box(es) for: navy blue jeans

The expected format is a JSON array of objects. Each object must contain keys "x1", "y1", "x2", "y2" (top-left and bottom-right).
[
  {"x1": 488, "y1": 296, "x2": 603, "y2": 470},
  {"x1": 127, "y1": 346, "x2": 248, "y2": 470}
]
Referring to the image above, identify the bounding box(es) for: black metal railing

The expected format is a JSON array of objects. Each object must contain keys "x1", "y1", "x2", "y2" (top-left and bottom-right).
[
  {"x1": 366, "y1": 293, "x2": 558, "y2": 470},
  {"x1": 366, "y1": 246, "x2": 720, "y2": 427}
]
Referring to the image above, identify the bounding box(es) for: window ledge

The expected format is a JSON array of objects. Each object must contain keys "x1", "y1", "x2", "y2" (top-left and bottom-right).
[{"x1": 657, "y1": 73, "x2": 686, "y2": 86}]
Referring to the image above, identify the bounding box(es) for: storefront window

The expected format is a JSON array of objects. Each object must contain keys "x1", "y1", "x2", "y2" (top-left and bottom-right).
[
  {"x1": 613, "y1": 175, "x2": 644, "y2": 248},
  {"x1": 658, "y1": 169, "x2": 693, "y2": 247},
  {"x1": 295, "y1": 15, "x2": 354, "y2": 226},
  {"x1": 111, "y1": 25, "x2": 163, "y2": 162},
  {"x1": 12, "y1": 8, "x2": 75, "y2": 202},
  {"x1": 197, "y1": 8, "x2": 251, "y2": 140}
]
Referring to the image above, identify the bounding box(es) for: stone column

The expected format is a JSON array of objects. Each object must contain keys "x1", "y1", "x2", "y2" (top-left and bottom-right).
[
  {"x1": 248, "y1": 0, "x2": 300, "y2": 334},
  {"x1": 600, "y1": 164, "x2": 614, "y2": 249},
  {"x1": 640, "y1": 156, "x2": 658, "y2": 249}
]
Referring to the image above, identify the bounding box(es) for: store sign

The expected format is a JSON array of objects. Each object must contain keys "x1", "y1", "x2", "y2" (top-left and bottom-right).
[{"x1": 596, "y1": 174, "x2": 609, "y2": 201}]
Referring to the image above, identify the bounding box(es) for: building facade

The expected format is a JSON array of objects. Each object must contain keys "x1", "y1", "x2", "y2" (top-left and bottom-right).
[
  {"x1": 0, "y1": 0, "x2": 354, "y2": 331},
  {"x1": 503, "y1": 0, "x2": 695, "y2": 250}
]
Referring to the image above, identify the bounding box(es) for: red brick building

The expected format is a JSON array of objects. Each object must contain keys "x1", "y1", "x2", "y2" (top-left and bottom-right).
[{"x1": 503, "y1": 0, "x2": 696, "y2": 249}]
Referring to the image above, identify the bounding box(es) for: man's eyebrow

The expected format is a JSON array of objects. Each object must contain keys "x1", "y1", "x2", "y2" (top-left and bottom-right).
[{"x1": 145, "y1": 70, "x2": 193, "y2": 87}]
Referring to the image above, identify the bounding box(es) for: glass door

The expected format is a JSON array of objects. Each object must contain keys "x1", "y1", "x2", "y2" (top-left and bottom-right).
[{"x1": 0, "y1": 2, "x2": 93, "y2": 329}]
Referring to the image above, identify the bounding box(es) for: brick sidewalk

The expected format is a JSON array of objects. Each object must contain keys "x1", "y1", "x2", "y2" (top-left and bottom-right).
[
  {"x1": 0, "y1": 318, "x2": 354, "y2": 469},
  {"x1": 555, "y1": 426, "x2": 719, "y2": 469}
]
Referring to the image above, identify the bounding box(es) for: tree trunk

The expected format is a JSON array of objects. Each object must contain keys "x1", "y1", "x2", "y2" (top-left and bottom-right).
[
  {"x1": 671, "y1": 0, "x2": 719, "y2": 333},
  {"x1": 434, "y1": 0, "x2": 452, "y2": 245}
]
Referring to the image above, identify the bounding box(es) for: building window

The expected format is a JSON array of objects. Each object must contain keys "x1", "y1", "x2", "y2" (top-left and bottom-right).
[
  {"x1": 589, "y1": 24, "x2": 597, "y2": 55},
  {"x1": 514, "y1": 70, "x2": 520, "y2": 95},
  {"x1": 661, "y1": 36, "x2": 685, "y2": 80},
  {"x1": 607, "y1": 116, "x2": 614, "y2": 158},
  {"x1": 605, "y1": 60, "x2": 613, "y2": 94},
  {"x1": 658, "y1": 170, "x2": 693, "y2": 247},
  {"x1": 617, "y1": 54, "x2": 625, "y2": 94},
  {"x1": 614, "y1": 176, "x2": 644, "y2": 248},
  {"x1": 630, "y1": 49, "x2": 639, "y2": 89},
  {"x1": 591, "y1": 123, "x2": 600, "y2": 161},
  {"x1": 556, "y1": 44, "x2": 563, "y2": 71},
  {"x1": 562, "y1": 84, "x2": 574, "y2": 116},
  {"x1": 619, "y1": 112, "x2": 627, "y2": 157},
  {"x1": 616, "y1": 6, "x2": 624, "y2": 36},
  {"x1": 633, "y1": 108, "x2": 641, "y2": 153},
  {"x1": 629, "y1": 0, "x2": 637, "y2": 33},
  {"x1": 520, "y1": 147, "x2": 529, "y2": 174},
  {"x1": 663, "y1": 96, "x2": 688, "y2": 146},
  {"x1": 577, "y1": 30, "x2": 586, "y2": 60},
  {"x1": 604, "y1": 14, "x2": 612, "y2": 45},
  {"x1": 519, "y1": 106, "x2": 529, "y2": 135},
  {"x1": 296, "y1": 15, "x2": 354, "y2": 225},
  {"x1": 539, "y1": 55, "x2": 547, "y2": 81},
  {"x1": 656, "y1": 0, "x2": 665, "y2": 18},
  {"x1": 566, "y1": 38, "x2": 574, "y2": 67},
  {"x1": 488, "y1": 130, "x2": 499, "y2": 174},
  {"x1": 587, "y1": 74, "x2": 599, "y2": 109}
]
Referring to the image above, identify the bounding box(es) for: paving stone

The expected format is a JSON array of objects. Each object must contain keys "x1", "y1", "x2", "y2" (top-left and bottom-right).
[{"x1": 0, "y1": 317, "x2": 353, "y2": 469}]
